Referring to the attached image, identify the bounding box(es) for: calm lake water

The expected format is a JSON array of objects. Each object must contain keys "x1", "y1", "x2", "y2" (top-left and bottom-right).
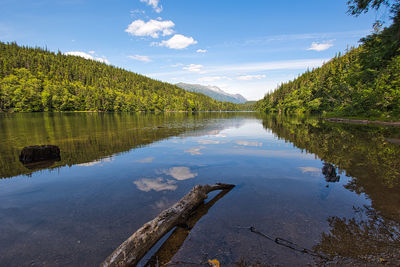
[{"x1": 0, "y1": 112, "x2": 400, "y2": 266}]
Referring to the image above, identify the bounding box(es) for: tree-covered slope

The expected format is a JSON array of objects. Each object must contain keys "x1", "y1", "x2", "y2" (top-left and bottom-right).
[
  {"x1": 0, "y1": 42, "x2": 239, "y2": 112},
  {"x1": 176, "y1": 82, "x2": 247, "y2": 104},
  {"x1": 257, "y1": 6, "x2": 400, "y2": 119}
]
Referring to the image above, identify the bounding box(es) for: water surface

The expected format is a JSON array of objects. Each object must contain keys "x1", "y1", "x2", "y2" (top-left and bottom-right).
[{"x1": 0, "y1": 112, "x2": 399, "y2": 266}]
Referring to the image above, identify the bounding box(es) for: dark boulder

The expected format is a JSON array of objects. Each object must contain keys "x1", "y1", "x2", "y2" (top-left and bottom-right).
[
  {"x1": 19, "y1": 145, "x2": 61, "y2": 164},
  {"x1": 322, "y1": 163, "x2": 340, "y2": 183}
]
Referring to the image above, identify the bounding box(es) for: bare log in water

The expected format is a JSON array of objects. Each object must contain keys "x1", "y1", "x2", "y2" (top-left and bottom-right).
[{"x1": 101, "y1": 183, "x2": 235, "y2": 267}]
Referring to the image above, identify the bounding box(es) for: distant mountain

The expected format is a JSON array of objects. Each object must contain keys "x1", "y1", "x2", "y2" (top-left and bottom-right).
[{"x1": 176, "y1": 82, "x2": 247, "y2": 104}]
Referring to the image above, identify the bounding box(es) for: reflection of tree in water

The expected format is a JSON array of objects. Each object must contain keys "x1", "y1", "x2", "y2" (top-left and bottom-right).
[
  {"x1": 262, "y1": 115, "x2": 400, "y2": 265},
  {"x1": 314, "y1": 206, "x2": 400, "y2": 265},
  {"x1": 262, "y1": 115, "x2": 400, "y2": 220},
  {"x1": 0, "y1": 112, "x2": 258, "y2": 179}
]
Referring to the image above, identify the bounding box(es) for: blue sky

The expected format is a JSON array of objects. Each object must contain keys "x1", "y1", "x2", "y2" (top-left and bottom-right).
[{"x1": 0, "y1": 0, "x2": 382, "y2": 100}]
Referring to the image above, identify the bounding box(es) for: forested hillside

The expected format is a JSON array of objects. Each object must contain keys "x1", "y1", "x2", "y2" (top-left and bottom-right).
[
  {"x1": 0, "y1": 42, "x2": 238, "y2": 112},
  {"x1": 257, "y1": 1, "x2": 400, "y2": 119}
]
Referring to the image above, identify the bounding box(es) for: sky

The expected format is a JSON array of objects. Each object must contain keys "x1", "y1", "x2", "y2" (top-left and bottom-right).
[{"x1": 0, "y1": 0, "x2": 384, "y2": 100}]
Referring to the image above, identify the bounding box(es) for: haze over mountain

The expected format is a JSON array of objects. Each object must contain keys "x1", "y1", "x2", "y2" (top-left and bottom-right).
[{"x1": 176, "y1": 82, "x2": 247, "y2": 104}]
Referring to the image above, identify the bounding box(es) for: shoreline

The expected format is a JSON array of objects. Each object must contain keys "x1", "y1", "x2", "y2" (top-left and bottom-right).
[{"x1": 324, "y1": 117, "x2": 400, "y2": 126}]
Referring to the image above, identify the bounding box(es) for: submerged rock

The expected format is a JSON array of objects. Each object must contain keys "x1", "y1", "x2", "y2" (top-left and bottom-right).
[
  {"x1": 19, "y1": 145, "x2": 61, "y2": 164},
  {"x1": 322, "y1": 163, "x2": 340, "y2": 183}
]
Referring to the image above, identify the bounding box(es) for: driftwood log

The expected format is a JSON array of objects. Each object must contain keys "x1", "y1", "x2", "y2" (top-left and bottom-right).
[
  {"x1": 101, "y1": 183, "x2": 234, "y2": 267},
  {"x1": 145, "y1": 186, "x2": 234, "y2": 266}
]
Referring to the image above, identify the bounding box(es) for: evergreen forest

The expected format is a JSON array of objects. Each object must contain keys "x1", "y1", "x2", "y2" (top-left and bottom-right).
[{"x1": 0, "y1": 43, "x2": 239, "y2": 112}]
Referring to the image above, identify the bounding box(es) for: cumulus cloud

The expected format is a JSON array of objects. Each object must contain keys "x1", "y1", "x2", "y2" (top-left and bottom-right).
[
  {"x1": 158, "y1": 34, "x2": 197, "y2": 49},
  {"x1": 183, "y1": 64, "x2": 203, "y2": 73},
  {"x1": 307, "y1": 41, "x2": 333, "y2": 51},
  {"x1": 236, "y1": 74, "x2": 266, "y2": 81},
  {"x1": 134, "y1": 177, "x2": 177, "y2": 192},
  {"x1": 140, "y1": 0, "x2": 162, "y2": 13},
  {"x1": 184, "y1": 146, "x2": 205, "y2": 155},
  {"x1": 125, "y1": 19, "x2": 174, "y2": 38},
  {"x1": 196, "y1": 49, "x2": 207, "y2": 53},
  {"x1": 88, "y1": 50, "x2": 95, "y2": 54},
  {"x1": 64, "y1": 51, "x2": 109, "y2": 64},
  {"x1": 128, "y1": 54, "x2": 152, "y2": 62},
  {"x1": 160, "y1": 167, "x2": 198, "y2": 180}
]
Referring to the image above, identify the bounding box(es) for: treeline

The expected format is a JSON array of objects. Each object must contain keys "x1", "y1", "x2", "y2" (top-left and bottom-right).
[
  {"x1": 0, "y1": 42, "x2": 239, "y2": 112},
  {"x1": 257, "y1": 7, "x2": 400, "y2": 119}
]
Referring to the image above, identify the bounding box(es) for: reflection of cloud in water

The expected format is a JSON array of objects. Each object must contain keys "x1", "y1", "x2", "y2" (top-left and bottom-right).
[
  {"x1": 161, "y1": 167, "x2": 198, "y2": 180},
  {"x1": 184, "y1": 146, "x2": 205, "y2": 155},
  {"x1": 134, "y1": 178, "x2": 177, "y2": 192},
  {"x1": 235, "y1": 140, "x2": 263, "y2": 147},
  {"x1": 152, "y1": 197, "x2": 173, "y2": 211},
  {"x1": 135, "y1": 157, "x2": 155, "y2": 163},
  {"x1": 299, "y1": 167, "x2": 320, "y2": 173},
  {"x1": 77, "y1": 157, "x2": 113, "y2": 167},
  {"x1": 216, "y1": 148, "x2": 315, "y2": 159},
  {"x1": 299, "y1": 166, "x2": 321, "y2": 177},
  {"x1": 214, "y1": 133, "x2": 227, "y2": 138},
  {"x1": 197, "y1": 139, "x2": 221, "y2": 145}
]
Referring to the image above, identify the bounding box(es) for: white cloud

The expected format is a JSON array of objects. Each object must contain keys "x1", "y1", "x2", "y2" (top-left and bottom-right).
[
  {"x1": 170, "y1": 63, "x2": 183, "y2": 67},
  {"x1": 65, "y1": 51, "x2": 109, "y2": 64},
  {"x1": 197, "y1": 76, "x2": 229, "y2": 82},
  {"x1": 94, "y1": 57, "x2": 109, "y2": 64},
  {"x1": 238, "y1": 75, "x2": 265, "y2": 81},
  {"x1": 236, "y1": 74, "x2": 266, "y2": 81},
  {"x1": 158, "y1": 34, "x2": 197, "y2": 49},
  {"x1": 125, "y1": 19, "x2": 174, "y2": 38},
  {"x1": 88, "y1": 50, "x2": 95, "y2": 54},
  {"x1": 140, "y1": 0, "x2": 162, "y2": 13},
  {"x1": 196, "y1": 49, "x2": 207, "y2": 53},
  {"x1": 65, "y1": 51, "x2": 93, "y2": 60},
  {"x1": 134, "y1": 177, "x2": 177, "y2": 192},
  {"x1": 128, "y1": 54, "x2": 152, "y2": 62},
  {"x1": 130, "y1": 9, "x2": 146, "y2": 18},
  {"x1": 183, "y1": 64, "x2": 203, "y2": 73},
  {"x1": 150, "y1": 58, "x2": 327, "y2": 77},
  {"x1": 184, "y1": 146, "x2": 205, "y2": 155},
  {"x1": 161, "y1": 167, "x2": 198, "y2": 180},
  {"x1": 307, "y1": 41, "x2": 333, "y2": 51}
]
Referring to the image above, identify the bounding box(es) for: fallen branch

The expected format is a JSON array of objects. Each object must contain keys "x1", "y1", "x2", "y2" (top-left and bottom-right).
[
  {"x1": 102, "y1": 183, "x2": 235, "y2": 267},
  {"x1": 145, "y1": 187, "x2": 233, "y2": 266}
]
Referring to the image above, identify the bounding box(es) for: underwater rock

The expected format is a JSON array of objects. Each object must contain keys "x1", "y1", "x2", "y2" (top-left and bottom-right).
[{"x1": 322, "y1": 163, "x2": 340, "y2": 183}]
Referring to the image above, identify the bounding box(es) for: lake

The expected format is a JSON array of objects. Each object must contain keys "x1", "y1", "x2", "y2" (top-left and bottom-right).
[{"x1": 0, "y1": 112, "x2": 399, "y2": 266}]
